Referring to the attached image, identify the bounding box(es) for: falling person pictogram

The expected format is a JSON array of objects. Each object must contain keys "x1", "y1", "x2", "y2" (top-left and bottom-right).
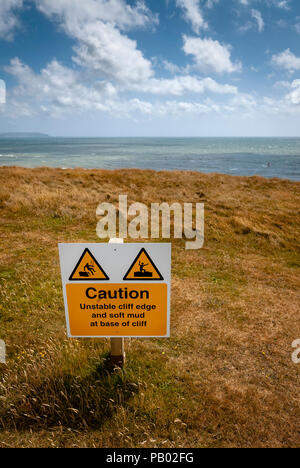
[{"x1": 79, "y1": 262, "x2": 96, "y2": 277}]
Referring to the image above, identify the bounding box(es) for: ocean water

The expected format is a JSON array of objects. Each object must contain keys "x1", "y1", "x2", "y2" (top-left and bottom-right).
[{"x1": 0, "y1": 137, "x2": 299, "y2": 181}]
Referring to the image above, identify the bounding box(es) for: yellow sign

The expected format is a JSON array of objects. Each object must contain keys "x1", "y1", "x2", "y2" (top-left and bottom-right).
[
  {"x1": 66, "y1": 283, "x2": 168, "y2": 337},
  {"x1": 123, "y1": 248, "x2": 164, "y2": 281},
  {"x1": 69, "y1": 248, "x2": 109, "y2": 281}
]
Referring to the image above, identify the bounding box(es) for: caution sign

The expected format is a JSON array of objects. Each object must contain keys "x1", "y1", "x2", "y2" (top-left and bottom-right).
[
  {"x1": 123, "y1": 248, "x2": 164, "y2": 281},
  {"x1": 69, "y1": 248, "x2": 109, "y2": 281},
  {"x1": 66, "y1": 284, "x2": 167, "y2": 337},
  {"x1": 58, "y1": 243, "x2": 171, "y2": 338}
]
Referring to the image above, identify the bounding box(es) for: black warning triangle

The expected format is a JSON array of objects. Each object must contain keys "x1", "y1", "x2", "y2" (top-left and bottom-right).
[
  {"x1": 123, "y1": 248, "x2": 164, "y2": 281},
  {"x1": 69, "y1": 248, "x2": 109, "y2": 281}
]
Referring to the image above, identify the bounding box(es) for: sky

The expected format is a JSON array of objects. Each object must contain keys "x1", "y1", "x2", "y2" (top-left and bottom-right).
[{"x1": 0, "y1": 0, "x2": 300, "y2": 137}]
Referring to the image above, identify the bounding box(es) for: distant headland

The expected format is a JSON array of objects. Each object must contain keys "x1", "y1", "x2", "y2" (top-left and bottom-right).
[{"x1": 0, "y1": 132, "x2": 50, "y2": 138}]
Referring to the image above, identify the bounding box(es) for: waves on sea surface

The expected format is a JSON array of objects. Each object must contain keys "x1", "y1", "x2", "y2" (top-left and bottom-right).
[{"x1": 0, "y1": 137, "x2": 299, "y2": 181}]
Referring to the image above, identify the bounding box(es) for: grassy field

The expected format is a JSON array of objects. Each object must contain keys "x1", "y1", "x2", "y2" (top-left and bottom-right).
[{"x1": 0, "y1": 166, "x2": 299, "y2": 448}]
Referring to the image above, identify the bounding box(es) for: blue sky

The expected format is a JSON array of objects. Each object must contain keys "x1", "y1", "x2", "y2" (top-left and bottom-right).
[{"x1": 0, "y1": 0, "x2": 300, "y2": 136}]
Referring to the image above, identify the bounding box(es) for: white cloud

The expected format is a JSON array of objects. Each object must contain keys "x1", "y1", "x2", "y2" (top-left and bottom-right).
[
  {"x1": 276, "y1": 0, "x2": 291, "y2": 10},
  {"x1": 183, "y1": 36, "x2": 242, "y2": 74},
  {"x1": 272, "y1": 49, "x2": 300, "y2": 72},
  {"x1": 5, "y1": 58, "x2": 118, "y2": 116},
  {"x1": 230, "y1": 92, "x2": 257, "y2": 111},
  {"x1": 11, "y1": 53, "x2": 298, "y2": 125},
  {"x1": 162, "y1": 60, "x2": 191, "y2": 75},
  {"x1": 237, "y1": 0, "x2": 290, "y2": 8},
  {"x1": 257, "y1": 79, "x2": 300, "y2": 116},
  {"x1": 272, "y1": 80, "x2": 291, "y2": 89},
  {"x1": 238, "y1": 6, "x2": 265, "y2": 34},
  {"x1": 286, "y1": 79, "x2": 300, "y2": 105},
  {"x1": 0, "y1": 0, "x2": 23, "y2": 39},
  {"x1": 34, "y1": 0, "x2": 158, "y2": 31},
  {"x1": 176, "y1": 0, "x2": 207, "y2": 34},
  {"x1": 156, "y1": 100, "x2": 211, "y2": 116},
  {"x1": 4, "y1": 56, "x2": 244, "y2": 120},
  {"x1": 132, "y1": 75, "x2": 237, "y2": 96},
  {"x1": 206, "y1": 0, "x2": 219, "y2": 8},
  {"x1": 18, "y1": 2, "x2": 239, "y2": 97},
  {"x1": 1, "y1": 98, "x2": 34, "y2": 117},
  {"x1": 237, "y1": 0, "x2": 249, "y2": 5},
  {"x1": 251, "y1": 9, "x2": 264, "y2": 32},
  {"x1": 7, "y1": 0, "x2": 295, "y2": 125},
  {"x1": 32, "y1": 0, "x2": 157, "y2": 86},
  {"x1": 72, "y1": 21, "x2": 154, "y2": 84},
  {"x1": 5, "y1": 55, "x2": 238, "y2": 105},
  {"x1": 0, "y1": 80, "x2": 6, "y2": 103}
]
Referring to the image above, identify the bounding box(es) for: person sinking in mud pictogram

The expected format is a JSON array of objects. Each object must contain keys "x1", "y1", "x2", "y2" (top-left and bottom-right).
[
  {"x1": 139, "y1": 261, "x2": 148, "y2": 274},
  {"x1": 79, "y1": 263, "x2": 96, "y2": 277},
  {"x1": 134, "y1": 261, "x2": 153, "y2": 278}
]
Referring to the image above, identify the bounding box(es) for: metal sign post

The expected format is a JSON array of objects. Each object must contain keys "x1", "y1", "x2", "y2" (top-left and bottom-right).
[{"x1": 109, "y1": 238, "x2": 125, "y2": 367}]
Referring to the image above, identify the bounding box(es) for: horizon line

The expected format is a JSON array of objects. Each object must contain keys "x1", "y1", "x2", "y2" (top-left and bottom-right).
[{"x1": 1, "y1": 134, "x2": 300, "y2": 139}]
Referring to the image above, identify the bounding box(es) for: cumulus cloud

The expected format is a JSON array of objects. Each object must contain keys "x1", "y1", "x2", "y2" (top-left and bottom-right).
[
  {"x1": 257, "y1": 79, "x2": 300, "y2": 116},
  {"x1": 31, "y1": 0, "x2": 158, "y2": 86},
  {"x1": 6, "y1": 0, "x2": 295, "y2": 124},
  {"x1": 275, "y1": 0, "x2": 291, "y2": 10},
  {"x1": 230, "y1": 92, "x2": 257, "y2": 111},
  {"x1": 176, "y1": 0, "x2": 207, "y2": 34},
  {"x1": 238, "y1": 0, "x2": 290, "y2": 8},
  {"x1": 0, "y1": 0, "x2": 23, "y2": 39},
  {"x1": 72, "y1": 21, "x2": 154, "y2": 84},
  {"x1": 286, "y1": 79, "x2": 300, "y2": 105},
  {"x1": 183, "y1": 36, "x2": 242, "y2": 74},
  {"x1": 132, "y1": 76, "x2": 237, "y2": 95},
  {"x1": 206, "y1": 0, "x2": 219, "y2": 8},
  {"x1": 5, "y1": 57, "x2": 118, "y2": 115},
  {"x1": 272, "y1": 49, "x2": 300, "y2": 72},
  {"x1": 6, "y1": 52, "x2": 278, "y2": 123},
  {"x1": 0, "y1": 0, "x2": 158, "y2": 82},
  {"x1": 156, "y1": 100, "x2": 211, "y2": 116},
  {"x1": 4, "y1": 56, "x2": 244, "y2": 120},
  {"x1": 3, "y1": 0, "x2": 240, "y2": 119},
  {"x1": 34, "y1": 0, "x2": 158, "y2": 31},
  {"x1": 5, "y1": 55, "x2": 237, "y2": 103}
]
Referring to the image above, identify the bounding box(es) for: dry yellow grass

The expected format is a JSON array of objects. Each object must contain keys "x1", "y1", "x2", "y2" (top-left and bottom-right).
[{"x1": 0, "y1": 166, "x2": 299, "y2": 448}]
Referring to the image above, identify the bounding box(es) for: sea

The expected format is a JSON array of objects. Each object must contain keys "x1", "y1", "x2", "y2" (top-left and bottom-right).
[{"x1": 0, "y1": 137, "x2": 299, "y2": 181}]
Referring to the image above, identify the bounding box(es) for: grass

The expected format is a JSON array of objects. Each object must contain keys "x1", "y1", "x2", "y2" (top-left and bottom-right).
[{"x1": 0, "y1": 166, "x2": 299, "y2": 448}]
